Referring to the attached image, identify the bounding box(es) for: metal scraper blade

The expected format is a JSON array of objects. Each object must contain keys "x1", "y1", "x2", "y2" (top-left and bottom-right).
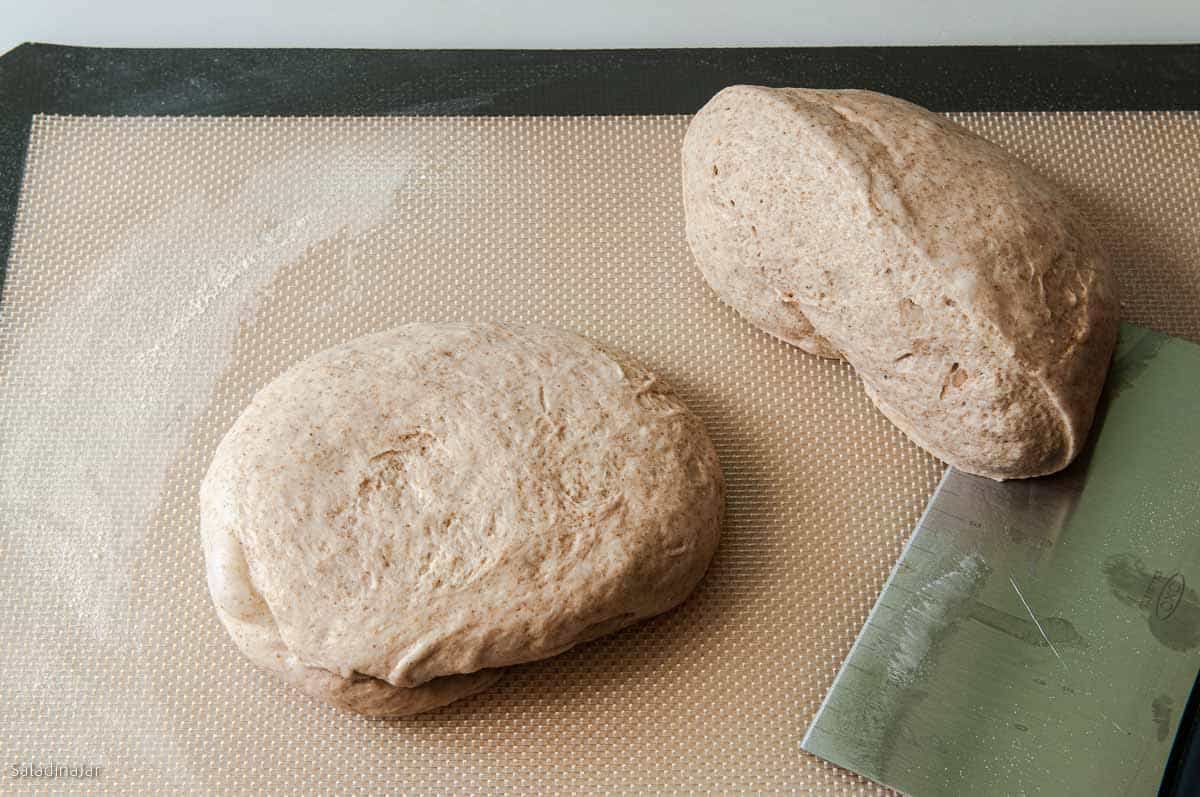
[{"x1": 802, "y1": 323, "x2": 1200, "y2": 797}]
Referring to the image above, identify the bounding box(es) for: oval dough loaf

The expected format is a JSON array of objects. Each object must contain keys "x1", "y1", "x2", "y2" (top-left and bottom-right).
[
  {"x1": 200, "y1": 322, "x2": 723, "y2": 715},
  {"x1": 682, "y1": 86, "x2": 1119, "y2": 480}
]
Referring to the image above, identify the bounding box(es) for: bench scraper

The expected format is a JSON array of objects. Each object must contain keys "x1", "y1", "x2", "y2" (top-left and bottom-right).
[{"x1": 802, "y1": 323, "x2": 1200, "y2": 796}]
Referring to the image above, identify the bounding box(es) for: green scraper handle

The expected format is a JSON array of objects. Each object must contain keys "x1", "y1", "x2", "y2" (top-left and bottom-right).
[{"x1": 1160, "y1": 671, "x2": 1200, "y2": 796}]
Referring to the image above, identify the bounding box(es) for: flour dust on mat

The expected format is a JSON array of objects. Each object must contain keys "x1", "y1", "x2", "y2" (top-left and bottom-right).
[{"x1": 0, "y1": 116, "x2": 412, "y2": 785}]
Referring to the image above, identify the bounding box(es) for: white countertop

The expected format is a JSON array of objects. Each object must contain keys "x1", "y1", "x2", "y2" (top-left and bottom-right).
[{"x1": 4, "y1": 0, "x2": 1199, "y2": 56}]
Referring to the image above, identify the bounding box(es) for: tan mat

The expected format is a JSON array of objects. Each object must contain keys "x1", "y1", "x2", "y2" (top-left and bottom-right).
[{"x1": 1, "y1": 111, "x2": 1199, "y2": 794}]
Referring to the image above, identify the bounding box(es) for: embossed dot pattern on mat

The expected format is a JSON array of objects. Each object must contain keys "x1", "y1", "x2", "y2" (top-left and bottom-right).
[{"x1": 1, "y1": 112, "x2": 1198, "y2": 794}]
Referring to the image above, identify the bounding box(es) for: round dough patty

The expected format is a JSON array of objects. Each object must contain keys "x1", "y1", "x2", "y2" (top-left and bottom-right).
[{"x1": 200, "y1": 322, "x2": 723, "y2": 715}]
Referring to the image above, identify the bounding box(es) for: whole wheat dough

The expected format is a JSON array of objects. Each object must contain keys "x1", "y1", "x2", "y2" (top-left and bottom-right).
[
  {"x1": 200, "y1": 323, "x2": 723, "y2": 716},
  {"x1": 682, "y1": 86, "x2": 1119, "y2": 480}
]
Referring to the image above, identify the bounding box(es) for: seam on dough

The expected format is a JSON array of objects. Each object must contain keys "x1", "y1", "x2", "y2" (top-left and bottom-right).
[
  {"x1": 801, "y1": 92, "x2": 1066, "y2": 476},
  {"x1": 809, "y1": 92, "x2": 1026, "y2": 364},
  {"x1": 214, "y1": 520, "x2": 305, "y2": 675}
]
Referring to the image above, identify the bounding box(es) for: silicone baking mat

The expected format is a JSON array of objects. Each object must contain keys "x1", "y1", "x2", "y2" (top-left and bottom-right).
[{"x1": 2, "y1": 99, "x2": 1200, "y2": 792}]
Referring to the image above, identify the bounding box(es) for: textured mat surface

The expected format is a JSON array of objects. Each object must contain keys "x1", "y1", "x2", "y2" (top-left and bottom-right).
[{"x1": 1, "y1": 111, "x2": 1198, "y2": 793}]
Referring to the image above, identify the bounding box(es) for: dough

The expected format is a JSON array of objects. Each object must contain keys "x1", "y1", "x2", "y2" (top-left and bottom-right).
[
  {"x1": 200, "y1": 323, "x2": 723, "y2": 715},
  {"x1": 682, "y1": 86, "x2": 1119, "y2": 480}
]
